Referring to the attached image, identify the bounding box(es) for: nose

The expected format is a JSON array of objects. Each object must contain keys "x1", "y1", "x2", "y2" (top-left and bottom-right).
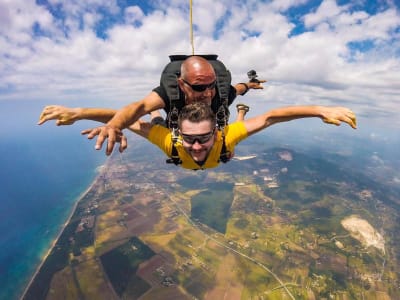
[
  {"x1": 199, "y1": 89, "x2": 213, "y2": 104},
  {"x1": 204, "y1": 88, "x2": 213, "y2": 97},
  {"x1": 191, "y1": 141, "x2": 202, "y2": 150}
]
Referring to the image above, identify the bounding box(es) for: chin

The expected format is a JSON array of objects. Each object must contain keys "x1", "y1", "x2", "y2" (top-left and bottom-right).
[
  {"x1": 191, "y1": 152, "x2": 207, "y2": 162},
  {"x1": 193, "y1": 155, "x2": 206, "y2": 162}
]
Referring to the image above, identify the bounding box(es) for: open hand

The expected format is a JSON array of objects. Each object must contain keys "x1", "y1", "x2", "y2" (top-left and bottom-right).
[
  {"x1": 38, "y1": 105, "x2": 79, "y2": 126},
  {"x1": 248, "y1": 79, "x2": 267, "y2": 89},
  {"x1": 81, "y1": 125, "x2": 128, "y2": 155},
  {"x1": 321, "y1": 107, "x2": 357, "y2": 129}
]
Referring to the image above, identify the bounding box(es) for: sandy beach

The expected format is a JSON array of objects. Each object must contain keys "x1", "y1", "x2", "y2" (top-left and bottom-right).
[{"x1": 20, "y1": 177, "x2": 99, "y2": 299}]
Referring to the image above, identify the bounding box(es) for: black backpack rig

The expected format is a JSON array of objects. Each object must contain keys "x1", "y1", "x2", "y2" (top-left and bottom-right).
[{"x1": 160, "y1": 54, "x2": 232, "y2": 167}]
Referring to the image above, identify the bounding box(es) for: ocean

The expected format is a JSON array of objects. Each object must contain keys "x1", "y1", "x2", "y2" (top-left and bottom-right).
[{"x1": 0, "y1": 100, "x2": 107, "y2": 300}]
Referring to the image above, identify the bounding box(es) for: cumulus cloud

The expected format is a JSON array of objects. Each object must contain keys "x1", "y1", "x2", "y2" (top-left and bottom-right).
[{"x1": 0, "y1": 0, "x2": 399, "y2": 126}]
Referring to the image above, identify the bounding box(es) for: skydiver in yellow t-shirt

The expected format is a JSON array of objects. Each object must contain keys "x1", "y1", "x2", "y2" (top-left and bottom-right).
[{"x1": 38, "y1": 102, "x2": 356, "y2": 170}]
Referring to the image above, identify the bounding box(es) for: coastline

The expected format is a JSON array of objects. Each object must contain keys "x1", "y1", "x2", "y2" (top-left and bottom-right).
[{"x1": 19, "y1": 175, "x2": 100, "y2": 300}]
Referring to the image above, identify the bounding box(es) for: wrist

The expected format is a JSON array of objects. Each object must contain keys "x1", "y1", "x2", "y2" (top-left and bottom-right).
[
  {"x1": 73, "y1": 107, "x2": 84, "y2": 121},
  {"x1": 106, "y1": 120, "x2": 124, "y2": 131},
  {"x1": 239, "y1": 82, "x2": 249, "y2": 95}
]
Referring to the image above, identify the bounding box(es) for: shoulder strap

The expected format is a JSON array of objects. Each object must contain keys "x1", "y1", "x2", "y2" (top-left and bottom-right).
[
  {"x1": 204, "y1": 57, "x2": 231, "y2": 129},
  {"x1": 160, "y1": 56, "x2": 184, "y2": 130}
]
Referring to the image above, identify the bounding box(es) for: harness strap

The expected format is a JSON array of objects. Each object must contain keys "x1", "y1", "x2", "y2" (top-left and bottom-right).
[
  {"x1": 218, "y1": 130, "x2": 231, "y2": 163},
  {"x1": 166, "y1": 140, "x2": 182, "y2": 165},
  {"x1": 168, "y1": 106, "x2": 179, "y2": 133}
]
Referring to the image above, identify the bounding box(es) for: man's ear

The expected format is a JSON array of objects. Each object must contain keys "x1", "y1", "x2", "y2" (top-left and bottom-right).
[{"x1": 177, "y1": 78, "x2": 185, "y2": 90}]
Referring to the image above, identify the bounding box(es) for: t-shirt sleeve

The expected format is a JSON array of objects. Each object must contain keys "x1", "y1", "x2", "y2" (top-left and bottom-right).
[
  {"x1": 224, "y1": 122, "x2": 248, "y2": 152},
  {"x1": 228, "y1": 85, "x2": 237, "y2": 106},
  {"x1": 147, "y1": 125, "x2": 172, "y2": 157},
  {"x1": 153, "y1": 85, "x2": 170, "y2": 112}
]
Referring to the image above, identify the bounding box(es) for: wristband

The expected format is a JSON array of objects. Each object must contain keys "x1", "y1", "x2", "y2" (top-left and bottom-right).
[{"x1": 239, "y1": 83, "x2": 249, "y2": 95}]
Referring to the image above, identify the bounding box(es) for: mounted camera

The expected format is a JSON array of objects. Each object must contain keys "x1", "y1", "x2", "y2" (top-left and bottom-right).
[{"x1": 247, "y1": 69, "x2": 259, "y2": 83}]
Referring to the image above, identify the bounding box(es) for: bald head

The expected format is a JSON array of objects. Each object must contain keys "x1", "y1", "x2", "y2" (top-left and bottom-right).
[
  {"x1": 178, "y1": 56, "x2": 217, "y2": 105},
  {"x1": 180, "y1": 56, "x2": 216, "y2": 81}
]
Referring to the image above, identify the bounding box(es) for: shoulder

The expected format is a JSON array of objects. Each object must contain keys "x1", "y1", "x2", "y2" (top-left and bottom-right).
[
  {"x1": 152, "y1": 86, "x2": 184, "y2": 113},
  {"x1": 148, "y1": 125, "x2": 171, "y2": 146},
  {"x1": 152, "y1": 86, "x2": 168, "y2": 102},
  {"x1": 224, "y1": 122, "x2": 248, "y2": 144}
]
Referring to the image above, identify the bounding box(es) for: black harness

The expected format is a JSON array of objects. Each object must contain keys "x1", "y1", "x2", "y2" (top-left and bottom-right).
[{"x1": 161, "y1": 54, "x2": 232, "y2": 167}]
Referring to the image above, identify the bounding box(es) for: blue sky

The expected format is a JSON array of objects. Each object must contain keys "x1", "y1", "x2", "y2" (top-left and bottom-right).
[{"x1": 0, "y1": 0, "x2": 399, "y2": 126}]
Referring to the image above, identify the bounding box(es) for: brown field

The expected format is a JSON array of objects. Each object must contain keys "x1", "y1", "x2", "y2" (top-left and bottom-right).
[
  {"x1": 121, "y1": 206, "x2": 144, "y2": 220},
  {"x1": 73, "y1": 259, "x2": 117, "y2": 299},
  {"x1": 203, "y1": 253, "x2": 243, "y2": 300},
  {"x1": 139, "y1": 286, "x2": 192, "y2": 300},
  {"x1": 46, "y1": 267, "x2": 79, "y2": 300},
  {"x1": 136, "y1": 255, "x2": 169, "y2": 286}
]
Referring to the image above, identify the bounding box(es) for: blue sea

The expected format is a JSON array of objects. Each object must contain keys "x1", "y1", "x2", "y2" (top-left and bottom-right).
[{"x1": 0, "y1": 100, "x2": 108, "y2": 300}]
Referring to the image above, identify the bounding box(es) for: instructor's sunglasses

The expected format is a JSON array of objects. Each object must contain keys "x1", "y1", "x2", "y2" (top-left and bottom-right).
[
  {"x1": 181, "y1": 78, "x2": 216, "y2": 92},
  {"x1": 180, "y1": 128, "x2": 215, "y2": 144}
]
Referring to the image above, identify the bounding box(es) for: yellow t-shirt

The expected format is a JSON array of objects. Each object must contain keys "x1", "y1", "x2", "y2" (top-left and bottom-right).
[{"x1": 148, "y1": 122, "x2": 248, "y2": 170}]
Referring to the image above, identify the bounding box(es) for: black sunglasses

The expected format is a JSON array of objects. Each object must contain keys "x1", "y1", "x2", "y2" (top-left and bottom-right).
[
  {"x1": 180, "y1": 128, "x2": 215, "y2": 144},
  {"x1": 181, "y1": 78, "x2": 216, "y2": 92}
]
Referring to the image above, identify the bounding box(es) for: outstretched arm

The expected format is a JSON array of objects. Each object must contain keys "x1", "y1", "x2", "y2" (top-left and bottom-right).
[
  {"x1": 84, "y1": 91, "x2": 165, "y2": 155},
  {"x1": 38, "y1": 105, "x2": 118, "y2": 125},
  {"x1": 38, "y1": 105, "x2": 153, "y2": 151},
  {"x1": 244, "y1": 105, "x2": 357, "y2": 136}
]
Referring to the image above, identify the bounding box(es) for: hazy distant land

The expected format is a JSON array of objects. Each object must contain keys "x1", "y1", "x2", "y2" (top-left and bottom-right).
[{"x1": 22, "y1": 138, "x2": 400, "y2": 299}]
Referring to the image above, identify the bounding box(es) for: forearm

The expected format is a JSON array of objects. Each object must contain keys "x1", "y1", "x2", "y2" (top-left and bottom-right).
[
  {"x1": 77, "y1": 108, "x2": 118, "y2": 123},
  {"x1": 244, "y1": 105, "x2": 356, "y2": 135},
  {"x1": 234, "y1": 79, "x2": 266, "y2": 95},
  {"x1": 264, "y1": 106, "x2": 324, "y2": 126},
  {"x1": 126, "y1": 119, "x2": 152, "y2": 138},
  {"x1": 106, "y1": 101, "x2": 146, "y2": 130},
  {"x1": 106, "y1": 92, "x2": 165, "y2": 130},
  {"x1": 38, "y1": 105, "x2": 117, "y2": 126},
  {"x1": 234, "y1": 83, "x2": 250, "y2": 96}
]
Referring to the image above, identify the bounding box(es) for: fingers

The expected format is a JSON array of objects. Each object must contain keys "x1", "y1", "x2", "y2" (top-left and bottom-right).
[
  {"x1": 37, "y1": 105, "x2": 74, "y2": 126},
  {"x1": 347, "y1": 110, "x2": 357, "y2": 129},
  {"x1": 81, "y1": 126, "x2": 124, "y2": 156},
  {"x1": 119, "y1": 135, "x2": 128, "y2": 153},
  {"x1": 339, "y1": 108, "x2": 357, "y2": 129},
  {"x1": 81, "y1": 128, "x2": 93, "y2": 136},
  {"x1": 81, "y1": 127, "x2": 100, "y2": 139},
  {"x1": 38, "y1": 105, "x2": 54, "y2": 125},
  {"x1": 105, "y1": 130, "x2": 118, "y2": 155},
  {"x1": 323, "y1": 108, "x2": 357, "y2": 129},
  {"x1": 83, "y1": 127, "x2": 110, "y2": 153},
  {"x1": 95, "y1": 129, "x2": 107, "y2": 151},
  {"x1": 323, "y1": 118, "x2": 341, "y2": 126},
  {"x1": 343, "y1": 115, "x2": 357, "y2": 129},
  {"x1": 250, "y1": 79, "x2": 267, "y2": 89}
]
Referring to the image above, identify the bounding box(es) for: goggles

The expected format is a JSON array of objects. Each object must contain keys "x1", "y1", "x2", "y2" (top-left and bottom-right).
[
  {"x1": 180, "y1": 128, "x2": 215, "y2": 144},
  {"x1": 181, "y1": 78, "x2": 216, "y2": 92}
]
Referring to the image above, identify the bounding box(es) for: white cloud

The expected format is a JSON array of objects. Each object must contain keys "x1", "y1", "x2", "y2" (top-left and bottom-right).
[
  {"x1": 0, "y1": 0, "x2": 399, "y2": 127},
  {"x1": 124, "y1": 6, "x2": 144, "y2": 24}
]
